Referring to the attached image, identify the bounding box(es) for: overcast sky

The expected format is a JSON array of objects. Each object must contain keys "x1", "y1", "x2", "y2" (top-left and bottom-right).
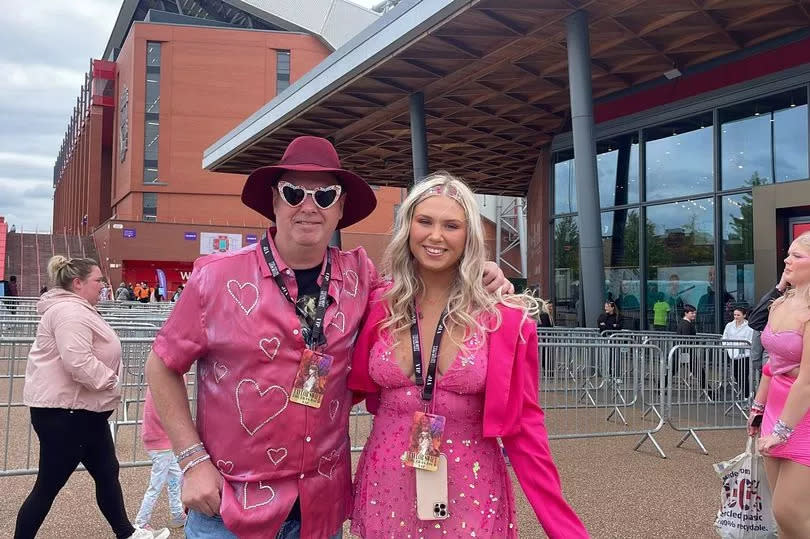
[{"x1": 0, "y1": 0, "x2": 377, "y2": 232}]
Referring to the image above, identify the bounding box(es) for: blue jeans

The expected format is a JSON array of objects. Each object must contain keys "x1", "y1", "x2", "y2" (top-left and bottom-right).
[{"x1": 185, "y1": 511, "x2": 343, "y2": 539}]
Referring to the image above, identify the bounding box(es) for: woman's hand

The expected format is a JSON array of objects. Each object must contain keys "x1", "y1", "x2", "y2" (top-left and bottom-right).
[
  {"x1": 746, "y1": 411, "x2": 762, "y2": 437},
  {"x1": 756, "y1": 433, "x2": 785, "y2": 454}
]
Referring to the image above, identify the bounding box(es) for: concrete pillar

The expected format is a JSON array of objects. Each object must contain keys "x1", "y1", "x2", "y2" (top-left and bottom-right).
[
  {"x1": 566, "y1": 10, "x2": 605, "y2": 327},
  {"x1": 409, "y1": 92, "x2": 429, "y2": 184}
]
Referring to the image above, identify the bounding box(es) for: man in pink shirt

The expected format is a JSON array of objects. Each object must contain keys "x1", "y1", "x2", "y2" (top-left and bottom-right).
[{"x1": 146, "y1": 137, "x2": 508, "y2": 539}]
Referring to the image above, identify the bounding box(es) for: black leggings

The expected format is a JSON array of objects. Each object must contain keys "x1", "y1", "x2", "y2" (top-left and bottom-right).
[{"x1": 14, "y1": 408, "x2": 135, "y2": 539}]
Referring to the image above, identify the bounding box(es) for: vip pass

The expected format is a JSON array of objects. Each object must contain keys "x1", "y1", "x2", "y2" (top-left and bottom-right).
[{"x1": 772, "y1": 419, "x2": 794, "y2": 443}]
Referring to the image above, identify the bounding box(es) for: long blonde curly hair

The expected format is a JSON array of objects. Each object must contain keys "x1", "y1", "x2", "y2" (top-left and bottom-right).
[
  {"x1": 380, "y1": 171, "x2": 538, "y2": 346},
  {"x1": 771, "y1": 231, "x2": 810, "y2": 310}
]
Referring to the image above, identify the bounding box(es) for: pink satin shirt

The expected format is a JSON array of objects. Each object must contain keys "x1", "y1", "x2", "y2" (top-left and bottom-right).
[{"x1": 153, "y1": 229, "x2": 377, "y2": 538}]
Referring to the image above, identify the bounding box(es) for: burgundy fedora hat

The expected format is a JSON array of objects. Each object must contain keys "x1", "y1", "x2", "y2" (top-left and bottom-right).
[{"x1": 242, "y1": 136, "x2": 377, "y2": 229}]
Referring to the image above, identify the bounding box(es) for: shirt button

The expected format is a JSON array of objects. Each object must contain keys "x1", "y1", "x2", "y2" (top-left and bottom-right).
[
  {"x1": 286, "y1": 269, "x2": 293, "y2": 276},
  {"x1": 305, "y1": 436, "x2": 312, "y2": 442},
  {"x1": 293, "y1": 329, "x2": 299, "y2": 336},
  {"x1": 300, "y1": 473, "x2": 305, "y2": 479}
]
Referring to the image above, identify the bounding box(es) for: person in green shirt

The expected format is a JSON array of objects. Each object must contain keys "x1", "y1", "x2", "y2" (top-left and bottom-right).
[{"x1": 652, "y1": 292, "x2": 671, "y2": 331}]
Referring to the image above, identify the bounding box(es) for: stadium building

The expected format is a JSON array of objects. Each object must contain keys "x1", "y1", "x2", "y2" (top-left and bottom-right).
[{"x1": 203, "y1": 0, "x2": 810, "y2": 330}]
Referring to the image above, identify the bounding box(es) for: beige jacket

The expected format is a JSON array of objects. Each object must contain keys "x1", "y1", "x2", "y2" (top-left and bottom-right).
[{"x1": 23, "y1": 289, "x2": 122, "y2": 412}]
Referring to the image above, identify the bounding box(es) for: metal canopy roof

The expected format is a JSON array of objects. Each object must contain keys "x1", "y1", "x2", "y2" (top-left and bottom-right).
[{"x1": 204, "y1": 0, "x2": 810, "y2": 196}]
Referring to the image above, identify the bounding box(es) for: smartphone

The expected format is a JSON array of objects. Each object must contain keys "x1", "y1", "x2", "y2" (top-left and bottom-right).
[
  {"x1": 751, "y1": 414, "x2": 763, "y2": 427},
  {"x1": 415, "y1": 453, "x2": 449, "y2": 521}
]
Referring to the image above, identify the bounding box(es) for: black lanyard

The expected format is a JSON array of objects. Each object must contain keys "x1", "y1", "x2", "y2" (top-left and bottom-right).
[
  {"x1": 260, "y1": 234, "x2": 331, "y2": 349},
  {"x1": 410, "y1": 303, "x2": 447, "y2": 402}
]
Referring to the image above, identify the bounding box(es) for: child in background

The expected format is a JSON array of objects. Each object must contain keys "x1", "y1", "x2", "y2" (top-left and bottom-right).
[{"x1": 135, "y1": 387, "x2": 186, "y2": 531}]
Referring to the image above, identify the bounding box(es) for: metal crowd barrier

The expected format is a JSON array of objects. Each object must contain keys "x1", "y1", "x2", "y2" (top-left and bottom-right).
[
  {"x1": 665, "y1": 343, "x2": 755, "y2": 455},
  {"x1": 1, "y1": 327, "x2": 757, "y2": 476}
]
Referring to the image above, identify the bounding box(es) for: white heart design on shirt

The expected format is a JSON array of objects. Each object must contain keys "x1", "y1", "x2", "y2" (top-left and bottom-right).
[
  {"x1": 259, "y1": 337, "x2": 280, "y2": 361},
  {"x1": 329, "y1": 399, "x2": 340, "y2": 422},
  {"x1": 236, "y1": 379, "x2": 289, "y2": 436},
  {"x1": 216, "y1": 460, "x2": 234, "y2": 474},
  {"x1": 213, "y1": 362, "x2": 228, "y2": 383},
  {"x1": 226, "y1": 280, "x2": 259, "y2": 315},
  {"x1": 266, "y1": 447, "x2": 288, "y2": 466},
  {"x1": 318, "y1": 449, "x2": 340, "y2": 479},
  {"x1": 329, "y1": 312, "x2": 345, "y2": 333},
  {"x1": 343, "y1": 270, "x2": 358, "y2": 298},
  {"x1": 242, "y1": 480, "x2": 275, "y2": 510}
]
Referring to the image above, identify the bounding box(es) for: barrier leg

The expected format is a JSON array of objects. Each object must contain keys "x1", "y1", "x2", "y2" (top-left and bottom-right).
[
  {"x1": 605, "y1": 406, "x2": 628, "y2": 425},
  {"x1": 675, "y1": 429, "x2": 708, "y2": 455},
  {"x1": 633, "y1": 432, "x2": 667, "y2": 459}
]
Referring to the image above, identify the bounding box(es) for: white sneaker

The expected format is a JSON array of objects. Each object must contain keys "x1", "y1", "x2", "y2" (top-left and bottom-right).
[{"x1": 127, "y1": 527, "x2": 171, "y2": 539}]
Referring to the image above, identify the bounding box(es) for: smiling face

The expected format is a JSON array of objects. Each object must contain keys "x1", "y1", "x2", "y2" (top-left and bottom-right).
[
  {"x1": 272, "y1": 171, "x2": 345, "y2": 253},
  {"x1": 783, "y1": 237, "x2": 810, "y2": 288},
  {"x1": 733, "y1": 309, "x2": 745, "y2": 323},
  {"x1": 408, "y1": 194, "x2": 467, "y2": 278}
]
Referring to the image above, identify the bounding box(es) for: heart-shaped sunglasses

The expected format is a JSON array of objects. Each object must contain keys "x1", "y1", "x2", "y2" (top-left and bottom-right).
[{"x1": 277, "y1": 181, "x2": 343, "y2": 209}]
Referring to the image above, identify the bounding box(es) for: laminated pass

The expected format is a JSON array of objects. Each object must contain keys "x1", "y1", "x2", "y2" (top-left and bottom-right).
[{"x1": 712, "y1": 437, "x2": 777, "y2": 539}]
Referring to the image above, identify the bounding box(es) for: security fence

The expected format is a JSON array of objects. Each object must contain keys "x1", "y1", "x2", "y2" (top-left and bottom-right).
[{"x1": 0, "y1": 325, "x2": 757, "y2": 476}]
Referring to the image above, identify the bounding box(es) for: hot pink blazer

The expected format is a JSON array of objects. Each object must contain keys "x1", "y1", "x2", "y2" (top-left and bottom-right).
[{"x1": 348, "y1": 288, "x2": 589, "y2": 539}]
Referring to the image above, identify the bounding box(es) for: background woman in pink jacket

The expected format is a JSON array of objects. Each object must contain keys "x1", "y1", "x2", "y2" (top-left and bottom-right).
[
  {"x1": 348, "y1": 173, "x2": 588, "y2": 539},
  {"x1": 14, "y1": 256, "x2": 168, "y2": 539}
]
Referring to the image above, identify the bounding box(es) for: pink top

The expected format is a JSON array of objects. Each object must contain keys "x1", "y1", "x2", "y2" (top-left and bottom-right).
[
  {"x1": 152, "y1": 229, "x2": 377, "y2": 539},
  {"x1": 349, "y1": 288, "x2": 589, "y2": 539},
  {"x1": 142, "y1": 389, "x2": 170, "y2": 450},
  {"x1": 761, "y1": 324, "x2": 803, "y2": 375}
]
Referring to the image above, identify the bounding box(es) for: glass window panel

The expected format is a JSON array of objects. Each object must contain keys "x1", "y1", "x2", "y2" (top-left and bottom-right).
[
  {"x1": 774, "y1": 103, "x2": 808, "y2": 182},
  {"x1": 722, "y1": 194, "x2": 754, "y2": 325},
  {"x1": 645, "y1": 113, "x2": 713, "y2": 201},
  {"x1": 602, "y1": 209, "x2": 640, "y2": 329},
  {"x1": 597, "y1": 135, "x2": 639, "y2": 208},
  {"x1": 646, "y1": 198, "x2": 716, "y2": 332},
  {"x1": 146, "y1": 42, "x2": 161, "y2": 67},
  {"x1": 143, "y1": 192, "x2": 157, "y2": 222},
  {"x1": 143, "y1": 166, "x2": 158, "y2": 184},
  {"x1": 721, "y1": 114, "x2": 771, "y2": 189},
  {"x1": 144, "y1": 120, "x2": 159, "y2": 161},
  {"x1": 553, "y1": 150, "x2": 575, "y2": 214},
  {"x1": 553, "y1": 216, "x2": 579, "y2": 326},
  {"x1": 145, "y1": 74, "x2": 160, "y2": 114},
  {"x1": 277, "y1": 50, "x2": 290, "y2": 94}
]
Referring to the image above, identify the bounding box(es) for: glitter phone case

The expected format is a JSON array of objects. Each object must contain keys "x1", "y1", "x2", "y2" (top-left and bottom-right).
[{"x1": 415, "y1": 453, "x2": 449, "y2": 521}]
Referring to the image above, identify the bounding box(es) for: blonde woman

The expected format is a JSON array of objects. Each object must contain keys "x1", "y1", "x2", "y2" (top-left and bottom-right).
[
  {"x1": 348, "y1": 173, "x2": 587, "y2": 538},
  {"x1": 15, "y1": 256, "x2": 168, "y2": 539},
  {"x1": 751, "y1": 232, "x2": 810, "y2": 538}
]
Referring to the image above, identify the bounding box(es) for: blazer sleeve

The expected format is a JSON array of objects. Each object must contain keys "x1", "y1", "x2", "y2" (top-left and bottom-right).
[
  {"x1": 500, "y1": 321, "x2": 590, "y2": 539},
  {"x1": 748, "y1": 288, "x2": 782, "y2": 332},
  {"x1": 53, "y1": 316, "x2": 117, "y2": 391}
]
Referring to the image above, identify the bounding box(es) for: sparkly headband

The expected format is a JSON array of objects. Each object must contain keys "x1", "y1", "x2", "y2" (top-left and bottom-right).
[{"x1": 424, "y1": 184, "x2": 463, "y2": 204}]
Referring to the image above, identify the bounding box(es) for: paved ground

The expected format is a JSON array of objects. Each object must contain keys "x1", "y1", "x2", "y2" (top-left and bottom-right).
[{"x1": 0, "y1": 426, "x2": 746, "y2": 538}]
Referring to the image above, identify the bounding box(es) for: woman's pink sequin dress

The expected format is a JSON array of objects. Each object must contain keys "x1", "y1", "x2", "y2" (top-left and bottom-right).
[{"x1": 351, "y1": 329, "x2": 519, "y2": 538}]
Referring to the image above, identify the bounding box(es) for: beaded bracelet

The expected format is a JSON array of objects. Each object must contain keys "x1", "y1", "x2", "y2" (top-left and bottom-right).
[
  {"x1": 750, "y1": 400, "x2": 765, "y2": 414},
  {"x1": 181, "y1": 453, "x2": 211, "y2": 475},
  {"x1": 773, "y1": 419, "x2": 794, "y2": 443},
  {"x1": 176, "y1": 442, "x2": 205, "y2": 462}
]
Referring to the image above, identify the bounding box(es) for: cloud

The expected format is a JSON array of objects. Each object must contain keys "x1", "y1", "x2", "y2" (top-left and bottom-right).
[{"x1": 0, "y1": 0, "x2": 118, "y2": 229}]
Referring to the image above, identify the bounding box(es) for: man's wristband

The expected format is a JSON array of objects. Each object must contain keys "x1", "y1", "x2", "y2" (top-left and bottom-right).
[
  {"x1": 181, "y1": 453, "x2": 211, "y2": 475},
  {"x1": 176, "y1": 442, "x2": 205, "y2": 462}
]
